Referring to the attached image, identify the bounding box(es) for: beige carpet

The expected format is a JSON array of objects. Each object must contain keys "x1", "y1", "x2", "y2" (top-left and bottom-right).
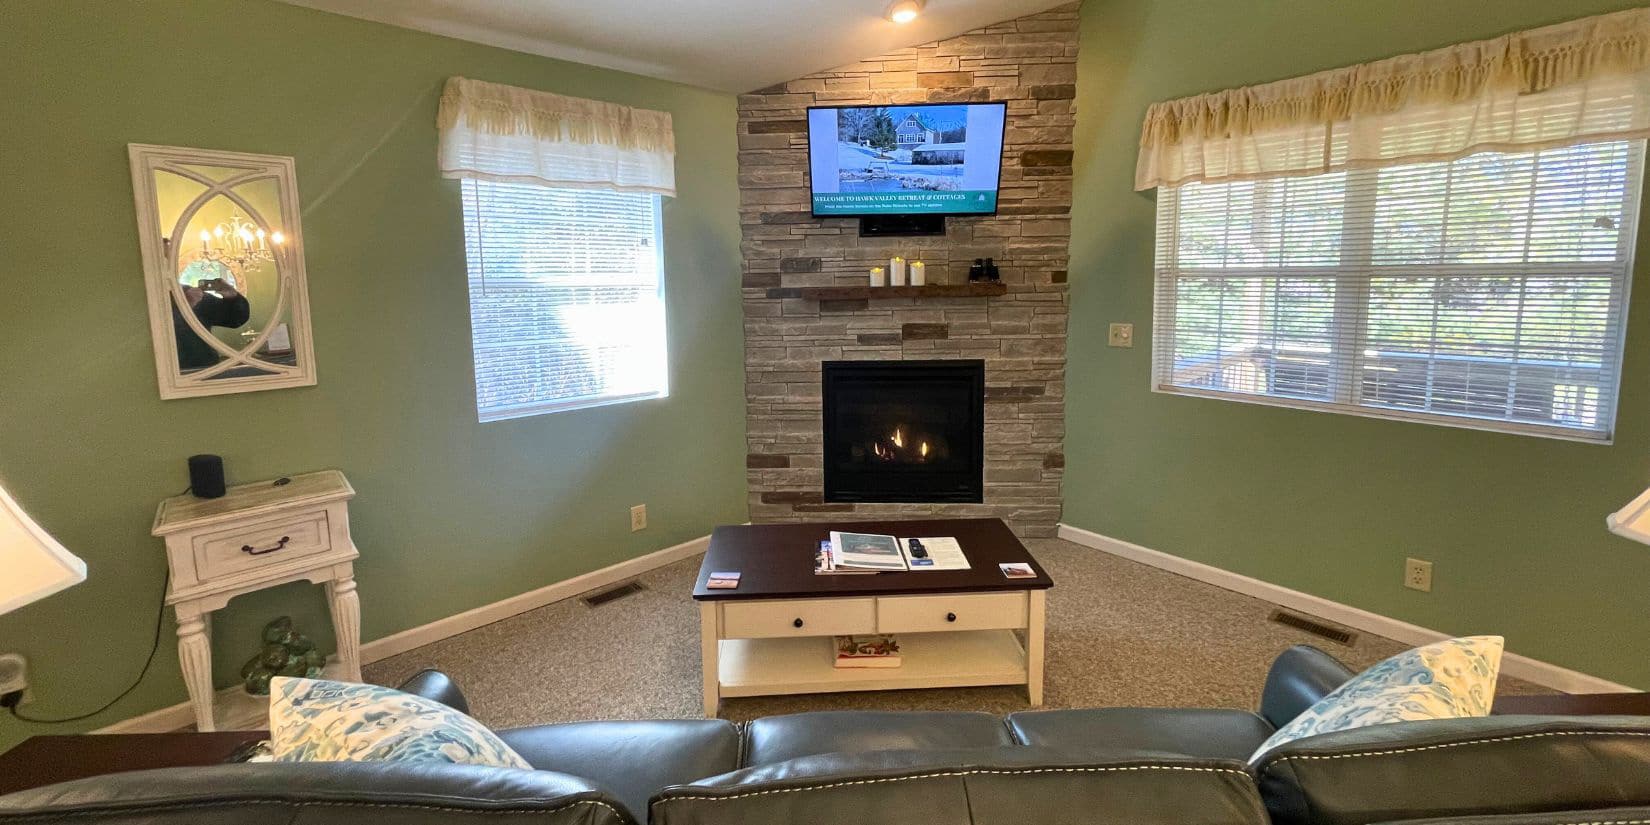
[{"x1": 364, "y1": 538, "x2": 1539, "y2": 728}]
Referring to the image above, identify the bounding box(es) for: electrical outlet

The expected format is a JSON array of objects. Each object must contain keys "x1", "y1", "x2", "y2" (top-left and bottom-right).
[
  {"x1": 1108, "y1": 323, "x2": 1135, "y2": 348},
  {"x1": 0, "y1": 653, "x2": 28, "y2": 704},
  {"x1": 630, "y1": 504, "x2": 647, "y2": 532},
  {"x1": 1404, "y1": 558, "x2": 1433, "y2": 592}
]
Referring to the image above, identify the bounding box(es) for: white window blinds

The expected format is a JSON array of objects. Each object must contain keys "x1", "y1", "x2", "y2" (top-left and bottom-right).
[
  {"x1": 461, "y1": 178, "x2": 667, "y2": 421},
  {"x1": 1152, "y1": 139, "x2": 1644, "y2": 441}
]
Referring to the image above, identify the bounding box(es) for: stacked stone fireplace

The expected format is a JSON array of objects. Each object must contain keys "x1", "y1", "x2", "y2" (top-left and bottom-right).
[{"x1": 740, "y1": 4, "x2": 1077, "y2": 538}]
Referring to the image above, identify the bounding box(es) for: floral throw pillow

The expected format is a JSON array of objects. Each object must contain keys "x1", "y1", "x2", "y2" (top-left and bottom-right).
[
  {"x1": 268, "y1": 677, "x2": 531, "y2": 769},
  {"x1": 1251, "y1": 635, "x2": 1504, "y2": 761}
]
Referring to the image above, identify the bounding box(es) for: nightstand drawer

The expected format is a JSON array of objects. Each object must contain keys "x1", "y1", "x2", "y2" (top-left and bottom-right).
[
  {"x1": 192, "y1": 510, "x2": 333, "y2": 581},
  {"x1": 877, "y1": 592, "x2": 1028, "y2": 633},
  {"x1": 722, "y1": 597, "x2": 877, "y2": 639}
]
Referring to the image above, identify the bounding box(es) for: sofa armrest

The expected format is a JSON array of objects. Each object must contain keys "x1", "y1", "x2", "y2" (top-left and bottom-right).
[
  {"x1": 398, "y1": 669, "x2": 471, "y2": 715},
  {"x1": 1259, "y1": 645, "x2": 1354, "y2": 728},
  {"x1": 0, "y1": 762, "x2": 634, "y2": 825},
  {"x1": 1253, "y1": 716, "x2": 1650, "y2": 825}
]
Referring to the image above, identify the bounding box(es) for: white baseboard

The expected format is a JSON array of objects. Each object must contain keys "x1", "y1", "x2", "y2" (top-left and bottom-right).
[
  {"x1": 1057, "y1": 522, "x2": 1636, "y2": 694},
  {"x1": 358, "y1": 533, "x2": 710, "y2": 663},
  {"x1": 96, "y1": 533, "x2": 712, "y2": 733}
]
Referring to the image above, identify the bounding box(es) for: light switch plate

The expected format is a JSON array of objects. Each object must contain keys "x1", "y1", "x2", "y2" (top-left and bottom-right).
[{"x1": 1108, "y1": 323, "x2": 1135, "y2": 348}]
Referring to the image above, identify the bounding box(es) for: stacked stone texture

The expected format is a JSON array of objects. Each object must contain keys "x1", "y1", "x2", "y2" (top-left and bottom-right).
[{"x1": 740, "y1": 3, "x2": 1078, "y2": 538}]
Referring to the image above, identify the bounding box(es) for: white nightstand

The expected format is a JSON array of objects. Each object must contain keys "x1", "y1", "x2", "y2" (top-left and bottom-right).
[{"x1": 152, "y1": 470, "x2": 362, "y2": 731}]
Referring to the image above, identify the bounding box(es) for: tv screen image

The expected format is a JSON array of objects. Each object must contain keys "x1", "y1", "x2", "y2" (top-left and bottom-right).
[{"x1": 806, "y1": 102, "x2": 1007, "y2": 217}]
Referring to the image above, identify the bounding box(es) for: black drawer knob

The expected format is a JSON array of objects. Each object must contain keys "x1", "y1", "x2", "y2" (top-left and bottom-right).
[
  {"x1": 946, "y1": 612, "x2": 957, "y2": 622},
  {"x1": 793, "y1": 618, "x2": 804, "y2": 628}
]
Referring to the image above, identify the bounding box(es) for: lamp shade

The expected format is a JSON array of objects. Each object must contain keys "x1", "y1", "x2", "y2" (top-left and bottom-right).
[
  {"x1": 0, "y1": 481, "x2": 87, "y2": 615},
  {"x1": 1607, "y1": 485, "x2": 1650, "y2": 544}
]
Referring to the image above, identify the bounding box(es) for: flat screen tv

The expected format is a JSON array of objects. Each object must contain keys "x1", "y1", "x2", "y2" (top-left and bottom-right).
[{"x1": 806, "y1": 102, "x2": 1007, "y2": 218}]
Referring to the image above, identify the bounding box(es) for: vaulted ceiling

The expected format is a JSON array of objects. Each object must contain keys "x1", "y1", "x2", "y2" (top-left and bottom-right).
[{"x1": 274, "y1": 0, "x2": 1073, "y2": 93}]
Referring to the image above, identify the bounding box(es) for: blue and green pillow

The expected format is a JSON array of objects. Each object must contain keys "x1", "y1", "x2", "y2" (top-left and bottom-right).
[
  {"x1": 268, "y1": 676, "x2": 531, "y2": 769},
  {"x1": 1252, "y1": 635, "x2": 1504, "y2": 761}
]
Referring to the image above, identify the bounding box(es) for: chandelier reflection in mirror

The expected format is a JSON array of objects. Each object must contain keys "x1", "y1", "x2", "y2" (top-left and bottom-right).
[
  {"x1": 188, "y1": 211, "x2": 284, "y2": 283},
  {"x1": 129, "y1": 144, "x2": 317, "y2": 400}
]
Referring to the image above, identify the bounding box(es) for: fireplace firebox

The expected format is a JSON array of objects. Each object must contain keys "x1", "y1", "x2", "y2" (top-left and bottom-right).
[{"x1": 822, "y1": 360, "x2": 985, "y2": 503}]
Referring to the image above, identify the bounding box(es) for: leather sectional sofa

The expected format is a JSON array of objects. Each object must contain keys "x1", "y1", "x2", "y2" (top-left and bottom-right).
[{"x1": 4, "y1": 646, "x2": 1649, "y2": 825}]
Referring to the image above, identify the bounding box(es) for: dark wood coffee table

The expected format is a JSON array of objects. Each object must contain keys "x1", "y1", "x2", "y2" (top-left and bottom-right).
[{"x1": 693, "y1": 518, "x2": 1052, "y2": 715}]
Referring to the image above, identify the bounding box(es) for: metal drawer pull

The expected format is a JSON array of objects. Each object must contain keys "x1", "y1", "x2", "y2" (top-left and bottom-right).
[
  {"x1": 946, "y1": 612, "x2": 957, "y2": 622},
  {"x1": 792, "y1": 618, "x2": 804, "y2": 628},
  {"x1": 242, "y1": 536, "x2": 292, "y2": 556}
]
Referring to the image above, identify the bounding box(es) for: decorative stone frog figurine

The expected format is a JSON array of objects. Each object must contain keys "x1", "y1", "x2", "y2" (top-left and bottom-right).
[{"x1": 239, "y1": 616, "x2": 327, "y2": 695}]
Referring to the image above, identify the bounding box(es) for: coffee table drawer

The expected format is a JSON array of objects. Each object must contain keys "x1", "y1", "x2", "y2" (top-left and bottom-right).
[
  {"x1": 722, "y1": 598, "x2": 876, "y2": 639},
  {"x1": 877, "y1": 592, "x2": 1028, "y2": 633}
]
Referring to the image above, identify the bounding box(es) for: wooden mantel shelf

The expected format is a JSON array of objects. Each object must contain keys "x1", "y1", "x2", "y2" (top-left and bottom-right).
[{"x1": 767, "y1": 283, "x2": 1008, "y2": 301}]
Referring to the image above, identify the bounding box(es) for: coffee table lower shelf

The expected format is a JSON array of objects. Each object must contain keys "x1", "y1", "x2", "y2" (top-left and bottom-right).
[{"x1": 717, "y1": 629, "x2": 1030, "y2": 698}]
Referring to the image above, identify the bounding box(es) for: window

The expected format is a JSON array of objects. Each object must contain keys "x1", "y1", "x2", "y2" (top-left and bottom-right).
[
  {"x1": 1152, "y1": 140, "x2": 1645, "y2": 441},
  {"x1": 460, "y1": 178, "x2": 667, "y2": 421}
]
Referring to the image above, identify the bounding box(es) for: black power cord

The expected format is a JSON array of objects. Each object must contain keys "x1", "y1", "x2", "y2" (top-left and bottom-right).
[{"x1": 5, "y1": 568, "x2": 171, "y2": 724}]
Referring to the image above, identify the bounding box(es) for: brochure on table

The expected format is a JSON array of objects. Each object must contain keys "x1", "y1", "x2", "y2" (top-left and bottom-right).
[
  {"x1": 898, "y1": 537, "x2": 970, "y2": 571},
  {"x1": 822, "y1": 531, "x2": 972, "y2": 572}
]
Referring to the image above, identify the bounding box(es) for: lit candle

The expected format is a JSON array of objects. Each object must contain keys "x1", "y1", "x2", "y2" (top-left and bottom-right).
[
  {"x1": 199, "y1": 230, "x2": 210, "y2": 252},
  {"x1": 869, "y1": 266, "x2": 887, "y2": 287},
  {"x1": 909, "y1": 260, "x2": 926, "y2": 286},
  {"x1": 889, "y1": 256, "x2": 907, "y2": 286},
  {"x1": 256, "y1": 228, "x2": 267, "y2": 250}
]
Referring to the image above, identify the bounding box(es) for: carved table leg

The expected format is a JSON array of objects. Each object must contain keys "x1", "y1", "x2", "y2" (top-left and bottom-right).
[
  {"x1": 174, "y1": 604, "x2": 215, "y2": 732},
  {"x1": 325, "y1": 575, "x2": 362, "y2": 681}
]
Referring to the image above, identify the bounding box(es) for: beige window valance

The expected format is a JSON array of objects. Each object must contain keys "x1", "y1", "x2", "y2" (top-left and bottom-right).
[
  {"x1": 438, "y1": 77, "x2": 676, "y2": 196},
  {"x1": 1136, "y1": 7, "x2": 1650, "y2": 190}
]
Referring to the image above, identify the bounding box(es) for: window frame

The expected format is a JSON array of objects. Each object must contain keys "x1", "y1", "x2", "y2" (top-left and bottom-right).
[
  {"x1": 458, "y1": 179, "x2": 671, "y2": 423},
  {"x1": 1149, "y1": 140, "x2": 1645, "y2": 444}
]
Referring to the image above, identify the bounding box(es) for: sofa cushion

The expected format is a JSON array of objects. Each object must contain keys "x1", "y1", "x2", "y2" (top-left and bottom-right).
[
  {"x1": 498, "y1": 719, "x2": 737, "y2": 822},
  {"x1": 742, "y1": 711, "x2": 1012, "y2": 767},
  {"x1": 268, "y1": 677, "x2": 531, "y2": 769},
  {"x1": 0, "y1": 762, "x2": 632, "y2": 825},
  {"x1": 1254, "y1": 716, "x2": 1650, "y2": 825},
  {"x1": 651, "y1": 747, "x2": 1268, "y2": 825},
  {"x1": 1373, "y1": 809, "x2": 1650, "y2": 825},
  {"x1": 1007, "y1": 708, "x2": 1276, "y2": 761},
  {"x1": 1254, "y1": 635, "x2": 1504, "y2": 758}
]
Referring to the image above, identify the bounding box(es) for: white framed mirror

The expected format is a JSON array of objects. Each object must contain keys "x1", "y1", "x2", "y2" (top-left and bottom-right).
[{"x1": 128, "y1": 144, "x2": 317, "y2": 399}]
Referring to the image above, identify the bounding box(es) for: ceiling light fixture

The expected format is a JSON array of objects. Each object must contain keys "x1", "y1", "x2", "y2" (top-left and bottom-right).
[{"x1": 886, "y1": 0, "x2": 924, "y2": 24}]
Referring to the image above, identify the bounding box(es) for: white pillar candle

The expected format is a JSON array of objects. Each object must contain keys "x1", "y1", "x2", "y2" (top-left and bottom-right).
[
  {"x1": 869, "y1": 266, "x2": 887, "y2": 287},
  {"x1": 889, "y1": 256, "x2": 907, "y2": 286},
  {"x1": 909, "y1": 261, "x2": 926, "y2": 286}
]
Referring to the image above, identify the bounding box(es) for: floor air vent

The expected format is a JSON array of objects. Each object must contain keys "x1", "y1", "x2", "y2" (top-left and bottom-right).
[
  {"x1": 1269, "y1": 610, "x2": 1357, "y2": 645},
  {"x1": 582, "y1": 581, "x2": 645, "y2": 607}
]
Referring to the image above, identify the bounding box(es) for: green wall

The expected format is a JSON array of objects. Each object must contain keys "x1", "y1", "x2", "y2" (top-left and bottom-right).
[
  {"x1": 1067, "y1": 0, "x2": 1650, "y2": 687},
  {"x1": 0, "y1": 0, "x2": 745, "y2": 748}
]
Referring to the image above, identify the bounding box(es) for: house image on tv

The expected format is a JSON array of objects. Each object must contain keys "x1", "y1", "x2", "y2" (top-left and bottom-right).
[{"x1": 895, "y1": 114, "x2": 938, "y2": 146}]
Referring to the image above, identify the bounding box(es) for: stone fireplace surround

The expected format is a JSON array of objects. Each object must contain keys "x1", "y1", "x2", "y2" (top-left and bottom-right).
[{"x1": 740, "y1": 4, "x2": 1077, "y2": 538}]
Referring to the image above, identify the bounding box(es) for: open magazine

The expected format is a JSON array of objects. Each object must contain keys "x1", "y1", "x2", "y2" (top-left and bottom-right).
[{"x1": 828, "y1": 531, "x2": 910, "y2": 571}]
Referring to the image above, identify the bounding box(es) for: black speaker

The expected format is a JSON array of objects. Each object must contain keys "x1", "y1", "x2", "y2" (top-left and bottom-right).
[{"x1": 188, "y1": 454, "x2": 226, "y2": 499}]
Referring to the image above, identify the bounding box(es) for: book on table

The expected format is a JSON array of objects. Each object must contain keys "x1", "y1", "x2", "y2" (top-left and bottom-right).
[
  {"x1": 815, "y1": 541, "x2": 877, "y2": 575},
  {"x1": 833, "y1": 634, "x2": 902, "y2": 668},
  {"x1": 828, "y1": 531, "x2": 910, "y2": 571}
]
